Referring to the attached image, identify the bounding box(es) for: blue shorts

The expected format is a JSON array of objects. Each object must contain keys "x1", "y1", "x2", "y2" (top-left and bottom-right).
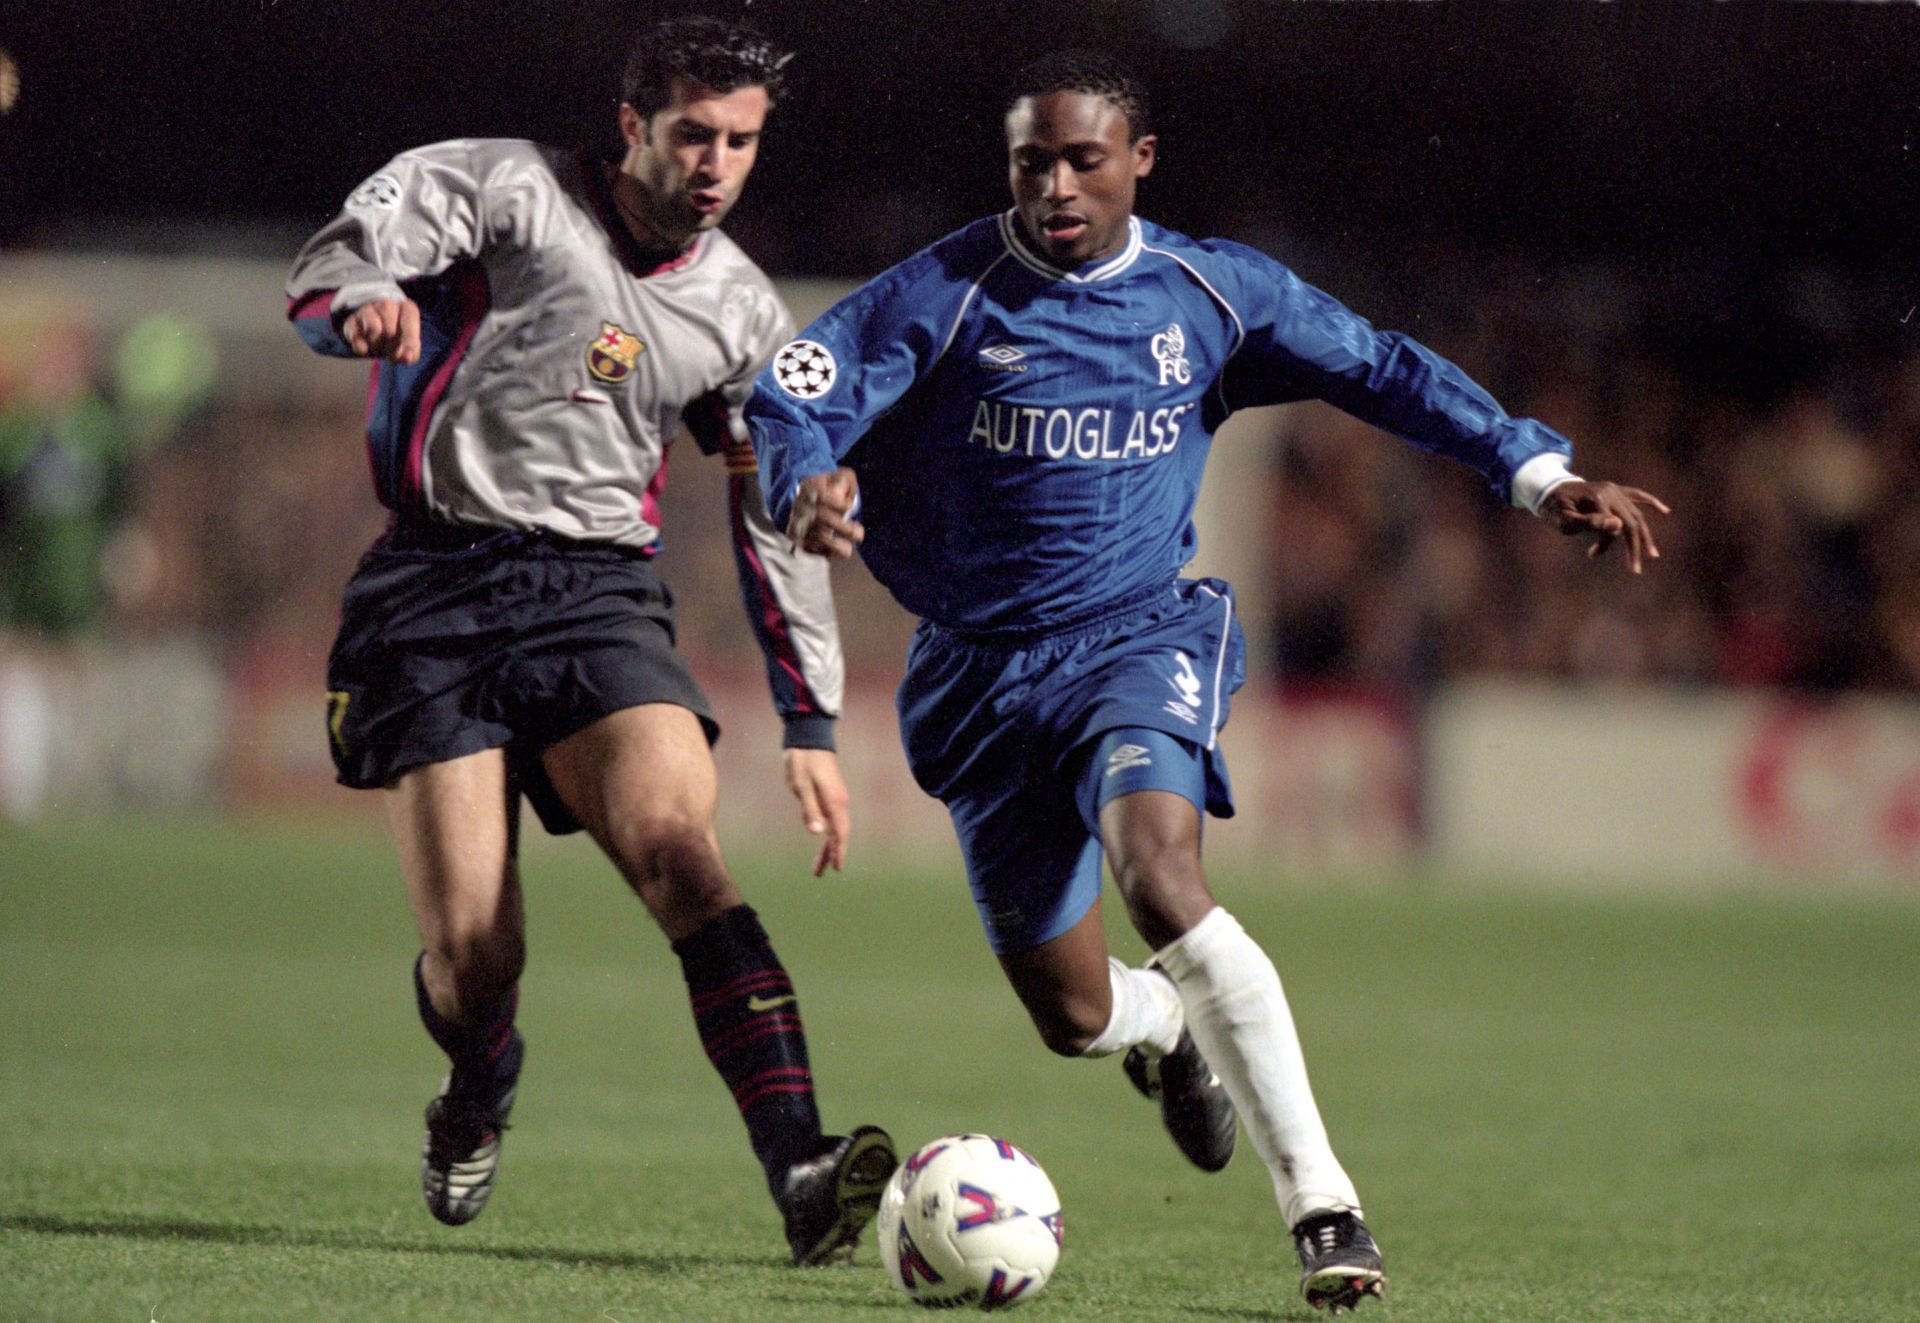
[{"x1": 897, "y1": 579, "x2": 1246, "y2": 954}]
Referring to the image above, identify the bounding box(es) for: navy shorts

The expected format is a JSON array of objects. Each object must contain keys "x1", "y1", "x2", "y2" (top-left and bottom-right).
[
  {"x1": 325, "y1": 522, "x2": 718, "y2": 834},
  {"x1": 897, "y1": 579, "x2": 1246, "y2": 954}
]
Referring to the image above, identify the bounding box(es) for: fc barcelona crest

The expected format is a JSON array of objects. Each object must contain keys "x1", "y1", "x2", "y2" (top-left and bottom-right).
[{"x1": 588, "y1": 321, "x2": 646, "y2": 383}]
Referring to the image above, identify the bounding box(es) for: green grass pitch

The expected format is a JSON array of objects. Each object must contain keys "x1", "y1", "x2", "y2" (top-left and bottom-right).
[{"x1": 3, "y1": 815, "x2": 1917, "y2": 1320}]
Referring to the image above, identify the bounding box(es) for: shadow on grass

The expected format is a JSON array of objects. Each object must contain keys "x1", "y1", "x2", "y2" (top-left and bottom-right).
[
  {"x1": 755, "y1": 1289, "x2": 1298, "y2": 1321},
  {"x1": 0, "y1": 1211, "x2": 741, "y2": 1274},
  {"x1": 7, "y1": 1213, "x2": 1305, "y2": 1319}
]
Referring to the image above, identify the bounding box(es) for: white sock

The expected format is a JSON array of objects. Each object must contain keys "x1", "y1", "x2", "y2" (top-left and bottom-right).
[
  {"x1": 1081, "y1": 956, "x2": 1185, "y2": 1059},
  {"x1": 1153, "y1": 907, "x2": 1362, "y2": 1227}
]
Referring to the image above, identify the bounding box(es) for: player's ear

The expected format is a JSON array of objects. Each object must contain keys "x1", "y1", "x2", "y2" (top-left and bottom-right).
[
  {"x1": 619, "y1": 103, "x2": 650, "y2": 150},
  {"x1": 1132, "y1": 134, "x2": 1157, "y2": 179}
]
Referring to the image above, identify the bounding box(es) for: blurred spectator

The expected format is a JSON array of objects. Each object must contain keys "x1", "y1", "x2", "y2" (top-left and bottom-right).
[{"x1": 0, "y1": 322, "x2": 128, "y2": 637}]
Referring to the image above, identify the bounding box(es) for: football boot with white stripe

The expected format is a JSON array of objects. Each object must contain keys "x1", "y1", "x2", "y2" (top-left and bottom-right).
[
  {"x1": 1123, "y1": 1028, "x2": 1238, "y2": 1172},
  {"x1": 1293, "y1": 1210, "x2": 1386, "y2": 1312},
  {"x1": 421, "y1": 1031, "x2": 523, "y2": 1226},
  {"x1": 777, "y1": 1125, "x2": 898, "y2": 1266}
]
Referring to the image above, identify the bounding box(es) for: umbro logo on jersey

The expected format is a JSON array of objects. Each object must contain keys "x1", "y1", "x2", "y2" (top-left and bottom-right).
[
  {"x1": 1151, "y1": 323, "x2": 1192, "y2": 386},
  {"x1": 1105, "y1": 743, "x2": 1153, "y2": 777},
  {"x1": 979, "y1": 343, "x2": 1030, "y2": 373},
  {"x1": 774, "y1": 339, "x2": 836, "y2": 399},
  {"x1": 588, "y1": 321, "x2": 645, "y2": 383}
]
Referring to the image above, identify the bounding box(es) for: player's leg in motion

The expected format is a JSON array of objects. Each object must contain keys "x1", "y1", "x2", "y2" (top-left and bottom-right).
[
  {"x1": 1065, "y1": 731, "x2": 1238, "y2": 1175},
  {"x1": 997, "y1": 896, "x2": 1239, "y2": 1176},
  {"x1": 1101, "y1": 765, "x2": 1385, "y2": 1311},
  {"x1": 387, "y1": 749, "x2": 529, "y2": 1227},
  {"x1": 542, "y1": 704, "x2": 895, "y2": 1266}
]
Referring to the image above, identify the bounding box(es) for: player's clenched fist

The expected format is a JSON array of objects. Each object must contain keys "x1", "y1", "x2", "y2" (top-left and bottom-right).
[
  {"x1": 788, "y1": 466, "x2": 864, "y2": 559},
  {"x1": 342, "y1": 297, "x2": 422, "y2": 364}
]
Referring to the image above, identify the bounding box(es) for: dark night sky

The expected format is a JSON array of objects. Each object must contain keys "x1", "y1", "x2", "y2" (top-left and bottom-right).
[{"x1": 2, "y1": 0, "x2": 1918, "y2": 278}]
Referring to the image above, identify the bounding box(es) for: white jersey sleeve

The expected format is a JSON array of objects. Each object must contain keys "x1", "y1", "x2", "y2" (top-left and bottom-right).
[
  {"x1": 690, "y1": 292, "x2": 846, "y2": 742},
  {"x1": 286, "y1": 140, "x2": 492, "y2": 330}
]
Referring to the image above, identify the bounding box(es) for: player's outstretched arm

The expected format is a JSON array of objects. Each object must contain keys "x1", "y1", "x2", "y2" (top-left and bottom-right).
[
  {"x1": 788, "y1": 468, "x2": 863, "y2": 559},
  {"x1": 1538, "y1": 480, "x2": 1670, "y2": 574},
  {"x1": 783, "y1": 747, "x2": 852, "y2": 876}
]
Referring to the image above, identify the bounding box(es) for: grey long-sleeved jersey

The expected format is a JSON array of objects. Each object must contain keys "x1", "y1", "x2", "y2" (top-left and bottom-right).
[{"x1": 287, "y1": 138, "x2": 842, "y2": 744}]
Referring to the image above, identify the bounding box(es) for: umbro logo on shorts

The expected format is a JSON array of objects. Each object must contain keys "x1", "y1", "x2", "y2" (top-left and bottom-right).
[{"x1": 1105, "y1": 743, "x2": 1153, "y2": 776}]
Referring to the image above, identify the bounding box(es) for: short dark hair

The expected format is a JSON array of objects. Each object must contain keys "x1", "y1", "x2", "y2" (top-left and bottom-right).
[
  {"x1": 621, "y1": 16, "x2": 792, "y2": 118},
  {"x1": 1006, "y1": 50, "x2": 1151, "y2": 142}
]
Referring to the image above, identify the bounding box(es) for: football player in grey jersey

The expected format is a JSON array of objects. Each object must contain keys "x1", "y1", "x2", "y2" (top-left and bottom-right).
[{"x1": 286, "y1": 17, "x2": 895, "y2": 1264}]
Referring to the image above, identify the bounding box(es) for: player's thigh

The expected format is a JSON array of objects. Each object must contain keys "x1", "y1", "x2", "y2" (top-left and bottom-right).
[
  {"x1": 541, "y1": 702, "x2": 725, "y2": 861},
  {"x1": 1100, "y1": 790, "x2": 1214, "y2": 951},
  {"x1": 1086, "y1": 728, "x2": 1215, "y2": 950},
  {"x1": 384, "y1": 747, "x2": 525, "y2": 954}
]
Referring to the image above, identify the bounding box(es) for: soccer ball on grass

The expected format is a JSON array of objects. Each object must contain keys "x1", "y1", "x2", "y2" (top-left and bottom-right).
[{"x1": 877, "y1": 1134, "x2": 1063, "y2": 1310}]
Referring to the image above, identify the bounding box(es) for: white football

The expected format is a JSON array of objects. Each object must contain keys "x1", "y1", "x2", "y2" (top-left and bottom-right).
[{"x1": 877, "y1": 1134, "x2": 1063, "y2": 1310}]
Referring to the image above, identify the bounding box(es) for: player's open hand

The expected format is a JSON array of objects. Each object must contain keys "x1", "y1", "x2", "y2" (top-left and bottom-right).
[
  {"x1": 1540, "y1": 480, "x2": 1670, "y2": 574},
  {"x1": 341, "y1": 297, "x2": 422, "y2": 364},
  {"x1": 789, "y1": 467, "x2": 864, "y2": 559},
  {"x1": 783, "y1": 746, "x2": 852, "y2": 876}
]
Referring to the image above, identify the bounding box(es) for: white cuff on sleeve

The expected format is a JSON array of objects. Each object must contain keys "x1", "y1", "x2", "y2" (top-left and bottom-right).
[
  {"x1": 334, "y1": 277, "x2": 409, "y2": 322},
  {"x1": 1511, "y1": 452, "x2": 1582, "y2": 516}
]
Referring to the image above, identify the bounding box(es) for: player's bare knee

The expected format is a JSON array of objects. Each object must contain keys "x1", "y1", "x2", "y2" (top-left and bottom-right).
[
  {"x1": 1035, "y1": 1020, "x2": 1100, "y2": 1057},
  {"x1": 611, "y1": 814, "x2": 735, "y2": 911},
  {"x1": 610, "y1": 809, "x2": 709, "y2": 877}
]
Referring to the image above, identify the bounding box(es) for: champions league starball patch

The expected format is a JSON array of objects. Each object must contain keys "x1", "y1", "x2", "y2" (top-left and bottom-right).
[
  {"x1": 773, "y1": 339, "x2": 836, "y2": 399},
  {"x1": 588, "y1": 321, "x2": 646, "y2": 383},
  {"x1": 346, "y1": 173, "x2": 403, "y2": 213}
]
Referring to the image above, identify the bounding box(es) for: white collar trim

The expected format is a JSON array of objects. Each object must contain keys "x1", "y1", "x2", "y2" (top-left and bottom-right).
[{"x1": 998, "y1": 212, "x2": 1142, "y2": 283}]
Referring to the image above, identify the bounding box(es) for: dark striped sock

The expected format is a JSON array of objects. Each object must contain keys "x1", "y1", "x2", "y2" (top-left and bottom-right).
[
  {"x1": 413, "y1": 954, "x2": 520, "y2": 1099},
  {"x1": 672, "y1": 905, "x2": 823, "y2": 1192}
]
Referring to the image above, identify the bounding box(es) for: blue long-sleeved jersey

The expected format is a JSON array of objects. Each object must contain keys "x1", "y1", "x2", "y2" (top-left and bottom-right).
[{"x1": 748, "y1": 212, "x2": 1575, "y2": 634}]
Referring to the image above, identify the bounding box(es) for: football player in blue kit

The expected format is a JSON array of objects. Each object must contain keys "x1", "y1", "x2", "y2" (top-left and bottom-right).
[{"x1": 748, "y1": 51, "x2": 1665, "y2": 1312}]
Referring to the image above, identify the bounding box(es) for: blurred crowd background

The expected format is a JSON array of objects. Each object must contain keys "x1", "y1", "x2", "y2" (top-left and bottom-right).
[
  {"x1": 2, "y1": 0, "x2": 1918, "y2": 843},
  {"x1": 0, "y1": 312, "x2": 366, "y2": 655},
  {"x1": 1262, "y1": 252, "x2": 1920, "y2": 694}
]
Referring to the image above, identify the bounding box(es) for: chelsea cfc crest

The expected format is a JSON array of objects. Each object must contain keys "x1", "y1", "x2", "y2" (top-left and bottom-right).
[{"x1": 588, "y1": 321, "x2": 646, "y2": 383}]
